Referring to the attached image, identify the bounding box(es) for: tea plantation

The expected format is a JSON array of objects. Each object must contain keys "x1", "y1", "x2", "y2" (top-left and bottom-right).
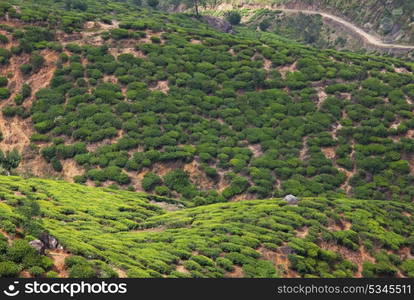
[
  {"x1": 0, "y1": 175, "x2": 412, "y2": 278},
  {"x1": 1, "y1": 0, "x2": 414, "y2": 205},
  {"x1": 0, "y1": 0, "x2": 413, "y2": 278}
]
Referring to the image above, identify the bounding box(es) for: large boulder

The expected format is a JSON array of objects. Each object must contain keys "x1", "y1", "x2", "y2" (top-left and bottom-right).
[
  {"x1": 39, "y1": 233, "x2": 60, "y2": 249},
  {"x1": 202, "y1": 16, "x2": 235, "y2": 34},
  {"x1": 29, "y1": 240, "x2": 45, "y2": 255},
  {"x1": 283, "y1": 194, "x2": 299, "y2": 205}
]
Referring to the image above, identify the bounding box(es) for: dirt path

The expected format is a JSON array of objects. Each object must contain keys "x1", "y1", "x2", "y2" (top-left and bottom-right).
[
  {"x1": 266, "y1": 8, "x2": 413, "y2": 49},
  {"x1": 222, "y1": 5, "x2": 414, "y2": 51},
  {"x1": 48, "y1": 250, "x2": 71, "y2": 278}
]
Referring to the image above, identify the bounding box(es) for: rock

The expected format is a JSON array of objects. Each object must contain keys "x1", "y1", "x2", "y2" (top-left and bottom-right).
[
  {"x1": 29, "y1": 240, "x2": 45, "y2": 254},
  {"x1": 202, "y1": 16, "x2": 235, "y2": 34},
  {"x1": 283, "y1": 194, "x2": 299, "y2": 205},
  {"x1": 39, "y1": 233, "x2": 60, "y2": 249}
]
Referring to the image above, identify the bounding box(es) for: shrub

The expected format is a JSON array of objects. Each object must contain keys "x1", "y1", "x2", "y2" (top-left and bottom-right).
[
  {"x1": 183, "y1": 260, "x2": 202, "y2": 271},
  {"x1": 51, "y1": 157, "x2": 63, "y2": 172},
  {"x1": 191, "y1": 255, "x2": 214, "y2": 267},
  {"x1": 154, "y1": 185, "x2": 169, "y2": 196},
  {"x1": 69, "y1": 265, "x2": 96, "y2": 278},
  {"x1": 216, "y1": 257, "x2": 234, "y2": 272},
  {"x1": 45, "y1": 271, "x2": 59, "y2": 278},
  {"x1": 164, "y1": 170, "x2": 190, "y2": 193},
  {"x1": 0, "y1": 34, "x2": 8, "y2": 44},
  {"x1": 225, "y1": 11, "x2": 241, "y2": 25},
  {"x1": 65, "y1": 256, "x2": 89, "y2": 268},
  {"x1": 259, "y1": 20, "x2": 271, "y2": 32},
  {"x1": 28, "y1": 266, "x2": 45, "y2": 277},
  {"x1": 150, "y1": 36, "x2": 161, "y2": 44},
  {"x1": 401, "y1": 260, "x2": 414, "y2": 277},
  {"x1": 0, "y1": 87, "x2": 10, "y2": 99},
  {"x1": 141, "y1": 173, "x2": 162, "y2": 191},
  {"x1": 147, "y1": 0, "x2": 159, "y2": 8},
  {"x1": 0, "y1": 261, "x2": 21, "y2": 277},
  {"x1": 0, "y1": 76, "x2": 7, "y2": 87}
]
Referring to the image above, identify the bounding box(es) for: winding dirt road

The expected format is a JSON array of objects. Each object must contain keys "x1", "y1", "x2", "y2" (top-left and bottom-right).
[
  {"x1": 273, "y1": 8, "x2": 414, "y2": 49},
  {"x1": 240, "y1": 5, "x2": 414, "y2": 51}
]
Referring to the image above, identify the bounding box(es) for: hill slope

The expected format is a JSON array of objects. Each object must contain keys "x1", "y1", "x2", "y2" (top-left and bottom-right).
[
  {"x1": 0, "y1": 175, "x2": 413, "y2": 278},
  {"x1": 0, "y1": 1, "x2": 414, "y2": 205},
  {"x1": 203, "y1": 0, "x2": 414, "y2": 45}
]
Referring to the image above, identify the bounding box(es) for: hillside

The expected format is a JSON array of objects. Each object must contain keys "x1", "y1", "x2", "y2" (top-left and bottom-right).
[
  {"x1": 0, "y1": 175, "x2": 413, "y2": 278},
  {"x1": 198, "y1": 0, "x2": 414, "y2": 45},
  {"x1": 0, "y1": 0, "x2": 414, "y2": 279},
  {"x1": 0, "y1": 1, "x2": 413, "y2": 205},
  {"x1": 242, "y1": 8, "x2": 414, "y2": 53}
]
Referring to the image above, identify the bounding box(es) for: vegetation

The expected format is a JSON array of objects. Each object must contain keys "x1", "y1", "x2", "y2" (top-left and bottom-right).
[
  {"x1": 0, "y1": 0, "x2": 413, "y2": 279},
  {"x1": 0, "y1": 175, "x2": 412, "y2": 278}
]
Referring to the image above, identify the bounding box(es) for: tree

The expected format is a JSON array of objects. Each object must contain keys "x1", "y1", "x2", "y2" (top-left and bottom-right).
[
  {"x1": 0, "y1": 149, "x2": 21, "y2": 172},
  {"x1": 51, "y1": 157, "x2": 63, "y2": 172},
  {"x1": 72, "y1": 0, "x2": 88, "y2": 11},
  {"x1": 259, "y1": 19, "x2": 271, "y2": 32},
  {"x1": 225, "y1": 11, "x2": 241, "y2": 25},
  {"x1": 164, "y1": 170, "x2": 190, "y2": 193},
  {"x1": 189, "y1": 0, "x2": 203, "y2": 16},
  {"x1": 147, "y1": 0, "x2": 159, "y2": 8},
  {"x1": 30, "y1": 53, "x2": 45, "y2": 73}
]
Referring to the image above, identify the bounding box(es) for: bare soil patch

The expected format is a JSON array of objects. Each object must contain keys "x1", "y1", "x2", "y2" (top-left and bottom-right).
[
  {"x1": 225, "y1": 265, "x2": 244, "y2": 278},
  {"x1": 149, "y1": 80, "x2": 169, "y2": 94},
  {"x1": 277, "y1": 61, "x2": 297, "y2": 79},
  {"x1": 321, "y1": 147, "x2": 335, "y2": 160},
  {"x1": 295, "y1": 227, "x2": 309, "y2": 238},
  {"x1": 48, "y1": 249, "x2": 71, "y2": 278},
  {"x1": 258, "y1": 246, "x2": 299, "y2": 278},
  {"x1": 319, "y1": 242, "x2": 374, "y2": 277}
]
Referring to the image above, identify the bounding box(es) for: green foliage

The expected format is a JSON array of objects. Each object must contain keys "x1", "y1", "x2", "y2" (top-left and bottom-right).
[
  {"x1": 147, "y1": 0, "x2": 159, "y2": 8},
  {"x1": 0, "y1": 87, "x2": 10, "y2": 99},
  {"x1": 0, "y1": 175, "x2": 412, "y2": 278},
  {"x1": 142, "y1": 173, "x2": 162, "y2": 191},
  {"x1": 0, "y1": 77, "x2": 8, "y2": 87},
  {"x1": 225, "y1": 11, "x2": 241, "y2": 25},
  {"x1": 0, "y1": 261, "x2": 21, "y2": 277},
  {"x1": 0, "y1": 149, "x2": 21, "y2": 172}
]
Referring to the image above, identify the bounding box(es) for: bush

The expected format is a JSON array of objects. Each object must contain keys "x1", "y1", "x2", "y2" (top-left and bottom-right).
[
  {"x1": 45, "y1": 271, "x2": 59, "y2": 278},
  {"x1": 0, "y1": 261, "x2": 21, "y2": 277},
  {"x1": 0, "y1": 34, "x2": 8, "y2": 44},
  {"x1": 141, "y1": 173, "x2": 162, "y2": 191},
  {"x1": 150, "y1": 36, "x2": 161, "y2": 44},
  {"x1": 225, "y1": 11, "x2": 241, "y2": 25},
  {"x1": 154, "y1": 185, "x2": 169, "y2": 196},
  {"x1": 51, "y1": 157, "x2": 63, "y2": 172},
  {"x1": 65, "y1": 256, "x2": 89, "y2": 268},
  {"x1": 69, "y1": 264, "x2": 96, "y2": 278},
  {"x1": 259, "y1": 20, "x2": 271, "y2": 32},
  {"x1": 216, "y1": 257, "x2": 234, "y2": 271},
  {"x1": 0, "y1": 87, "x2": 10, "y2": 99},
  {"x1": 28, "y1": 266, "x2": 45, "y2": 277},
  {"x1": 164, "y1": 170, "x2": 190, "y2": 193},
  {"x1": 7, "y1": 240, "x2": 36, "y2": 263},
  {"x1": 147, "y1": 0, "x2": 159, "y2": 8},
  {"x1": 190, "y1": 255, "x2": 214, "y2": 267},
  {"x1": 0, "y1": 76, "x2": 7, "y2": 87}
]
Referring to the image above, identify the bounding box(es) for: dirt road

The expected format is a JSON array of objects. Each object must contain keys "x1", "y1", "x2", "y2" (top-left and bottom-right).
[
  {"x1": 269, "y1": 8, "x2": 414, "y2": 50},
  {"x1": 221, "y1": 3, "x2": 414, "y2": 51}
]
